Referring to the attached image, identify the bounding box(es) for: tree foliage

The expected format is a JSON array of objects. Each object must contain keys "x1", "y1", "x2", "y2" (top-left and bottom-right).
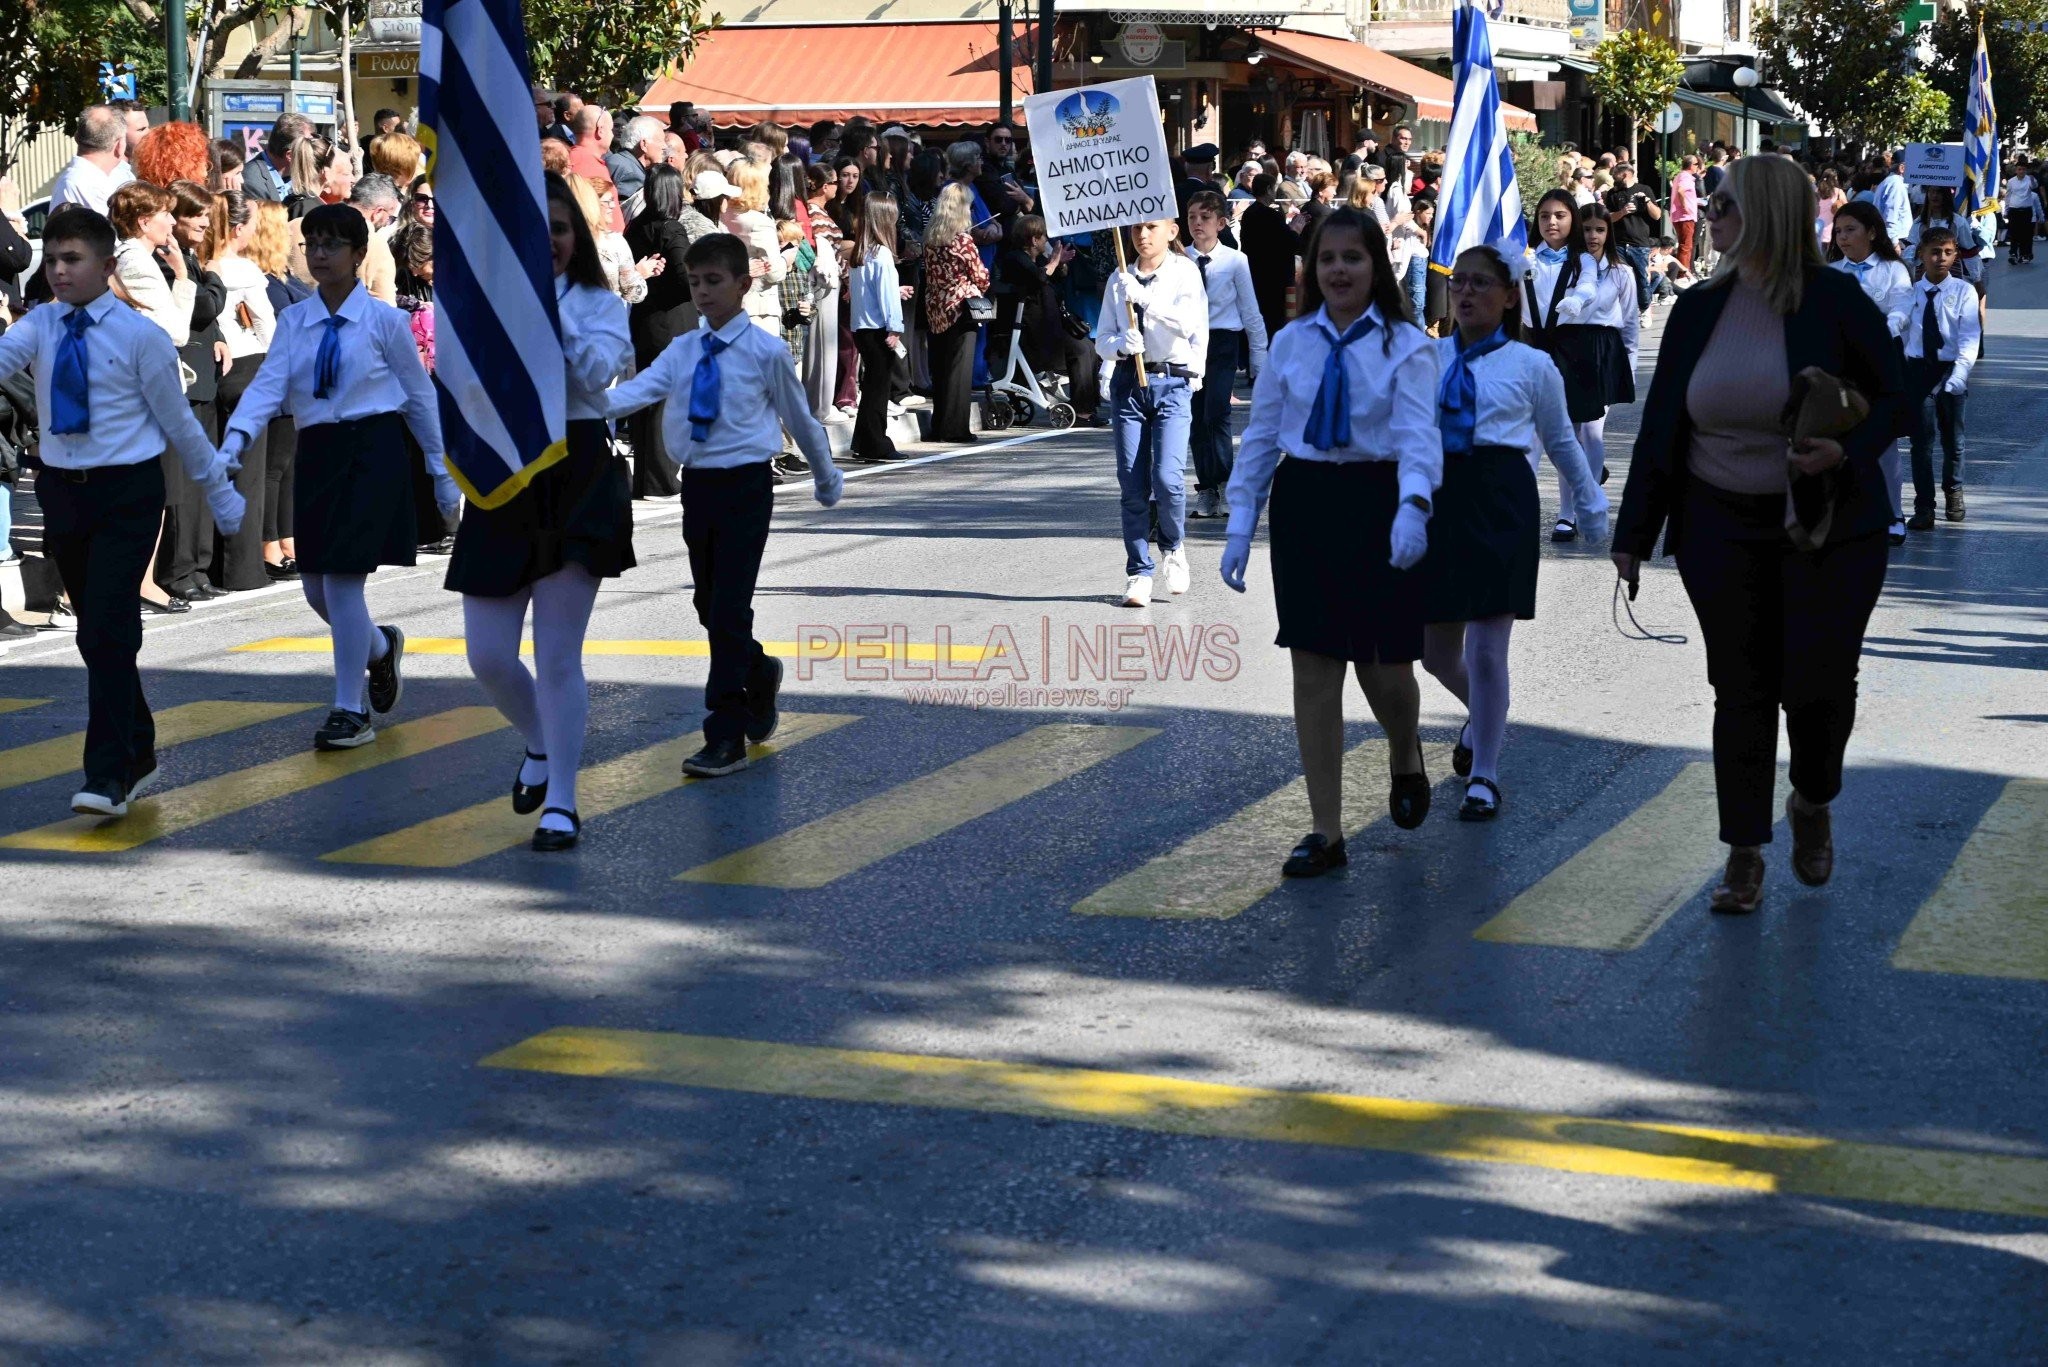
[
  {"x1": 1590, "y1": 28, "x2": 1684, "y2": 148},
  {"x1": 1930, "y1": 0, "x2": 2048, "y2": 147},
  {"x1": 0, "y1": 0, "x2": 112, "y2": 178},
  {"x1": 109, "y1": 0, "x2": 296, "y2": 88},
  {"x1": 525, "y1": 0, "x2": 722, "y2": 111},
  {"x1": 1753, "y1": 0, "x2": 1929, "y2": 157}
]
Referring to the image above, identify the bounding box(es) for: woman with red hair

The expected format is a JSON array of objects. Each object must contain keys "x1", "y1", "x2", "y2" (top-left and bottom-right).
[{"x1": 133, "y1": 122, "x2": 213, "y2": 190}]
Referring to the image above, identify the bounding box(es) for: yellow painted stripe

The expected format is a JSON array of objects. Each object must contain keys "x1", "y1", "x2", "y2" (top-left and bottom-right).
[
  {"x1": 1075, "y1": 741, "x2": 1457, "y2": 919},
  {"x1": 1475, "y1": 764, "x2": 1789, "y2": 951},
  {"x1": 321, "y1": 712, "x2": 859, "y2": 867},
  {"x1": 1892, "y1": 779, "x2": 2048, "y2": 981},
  {"x1": 677, "y1": 723, "x2": 1158, "y2": 889},
  {"x1": 0, "y1": 700, "x2": 318, "y2": 795},
  {"x1": 0, "y1": 707, "x2": 507, "y2": 853},
  {"x1": 0, "y1": 699, "x2": 50, "y2": 717},
  {"x1": 481, "y1": 1028, "x2": 2048, "y2": 1220},
  {"x1": 233, "y1": 636, "x2": 992, "y2": 662}
]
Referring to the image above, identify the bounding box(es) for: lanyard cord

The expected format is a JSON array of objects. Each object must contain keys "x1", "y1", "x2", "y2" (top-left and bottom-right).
[{"x1": 1613, "y1": 577, "x2": 1689, "y2": 645}]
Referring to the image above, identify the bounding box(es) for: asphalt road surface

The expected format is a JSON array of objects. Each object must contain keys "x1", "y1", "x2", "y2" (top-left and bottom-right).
[{"x1": 0, "y1": 263, "x2": 2044, "y2": 1365}]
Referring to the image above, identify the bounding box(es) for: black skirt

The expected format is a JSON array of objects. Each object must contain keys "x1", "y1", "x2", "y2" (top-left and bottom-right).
[
  {"x1": 1269, "y1": 457, "x2": 1424, "y2": 665},
  {"x1": 293, "y1": 412, "x2": 417, "y2": 575},
  {"x1": 1424, "y1": 444, "x2": 1540, "y2": 624},
  {"x1": 445, "y1": 418, "x2": 636, "y2": 597},
  {"x1": 1541, "y1": 324, "x2": 1618, "y2": 423}
]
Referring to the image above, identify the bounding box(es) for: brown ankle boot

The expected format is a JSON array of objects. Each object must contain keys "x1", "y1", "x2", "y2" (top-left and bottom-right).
[
  {"x1": 1710, "y1": 846, "x2": 1766, "y2": 914},
  {"x1": 1787, "y1": 793, "x2": 1834, "y2": 887}
]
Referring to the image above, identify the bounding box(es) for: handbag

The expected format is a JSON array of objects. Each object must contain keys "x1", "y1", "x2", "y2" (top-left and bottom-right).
[
  {"x1": 1058, "y1": 306, "x2": 1090, "y2": 341},
  {"x1": 1780, "y1": 366, "x2": 1870, "y2": 550},
  {"x1": 964, "y1": 295, "x2": 996, "y2": 323}
]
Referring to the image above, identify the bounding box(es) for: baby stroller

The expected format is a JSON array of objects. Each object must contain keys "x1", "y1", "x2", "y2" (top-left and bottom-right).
[{"x1": 983, "y1": 283, "x2": 1077, "y2": 432}]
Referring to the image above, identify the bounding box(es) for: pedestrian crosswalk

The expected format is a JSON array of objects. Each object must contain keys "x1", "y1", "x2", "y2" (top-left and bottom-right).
[{"x1": 0, "y1": 690, "x2": 2039, "y2": 983}]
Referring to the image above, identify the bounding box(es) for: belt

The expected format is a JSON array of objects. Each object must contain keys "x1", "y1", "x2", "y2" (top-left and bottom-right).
[
  {"x1": 1121, "y1": 359, "x2": 1194, "y2": 379},
  {"x1": 44, "y1": 458, "x2": 158, "y2": 484}
]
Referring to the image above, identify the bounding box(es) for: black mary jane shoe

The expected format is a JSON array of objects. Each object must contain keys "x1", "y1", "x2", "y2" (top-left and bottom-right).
[
  {"x1": 531, "y1": 807, "x2": 581, "y2": 853},
  {"x1": 1458, "y1": 776, "x2": 1502, "y2": 822},
  {"x1": 264, "y1": 558, "x2": 300, "y2": 582},
  {"x1": 511, "y1": 750, "x2": 549, "y2": 815},
  {"x1": 1550, "y1": 519, "x2": 1578, "y2": 544},
  {"x1": 1389, "y1": 744, "x2": 1431, "y2": 830},
  {"x1": 1453, "y1": 721, "x2": 1473, "y2": 779},
  {"x1": 139, "y1": 594, "x2": 190, "y2": 616},
  {"x1": 1280, "y1": 832, "x2": 1348, "y2": 878}
]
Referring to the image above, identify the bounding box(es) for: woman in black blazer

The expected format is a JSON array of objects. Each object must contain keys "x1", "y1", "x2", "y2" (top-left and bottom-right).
[{"x1": 1613, "y1": 155, "x2": 1904, "y2": 914}]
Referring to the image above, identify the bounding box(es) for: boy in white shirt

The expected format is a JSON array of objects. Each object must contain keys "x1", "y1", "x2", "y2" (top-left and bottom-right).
[
  {"x1": 1901, "y1": 228, "x2": 1979, "y2": 530},
  {"x1": 1183, "y1": 192, "x2": 1268, "y2": 521}
]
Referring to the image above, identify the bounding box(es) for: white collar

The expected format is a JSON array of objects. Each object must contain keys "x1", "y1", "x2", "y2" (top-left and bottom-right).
[
  {"x1": 1312, "y1": 303, "x2": 1385, "y2": 338},
  {"x1": 700, "y1": 311, "x2": 754, "y2": 345},
  {"x1": 297, "y1": 281, "x2": 370, "y2": 329}
]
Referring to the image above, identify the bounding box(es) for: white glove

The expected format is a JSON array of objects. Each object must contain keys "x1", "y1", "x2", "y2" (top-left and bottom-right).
[
  {"x1": 1119, "y1": 326, "x2": 1147, "y2": 358},
  {"x1": 814, "y1": 463, "x2": 844, "y2": 508},
  {"x1": 1389, "y1": 502, "x2": 1429, "y2": 570},
  {"x1": 207, "y1": 482, "x2": 247, "y2": 538},
  {"x1": 1942, "y1": 375, "x2": 1968, "y2": 396},
  {"x1": 1556, "y1": 297, "x2": 1587, "y2": 325},
  {"x1": 1578, "y1": 506, "x2": 1611, "y2": 545},
  {"x1": 1121, "y1": 270, "x2": 1152, "y2": 311},
  {"x1": 433, "y1": 468, "x2": 463, "y2": 519},
  {"x1": 217, "y1": 432, "x2": 247, "y2": 478}
]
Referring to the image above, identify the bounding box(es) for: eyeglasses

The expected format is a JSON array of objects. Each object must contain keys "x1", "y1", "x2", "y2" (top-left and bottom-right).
[
  {"x1": 1447, "y1": 273, "x2": 1503, "y2": 293},
  {"x1": 1702, "y1": 193, "x2": 1737, "y2": 220}
]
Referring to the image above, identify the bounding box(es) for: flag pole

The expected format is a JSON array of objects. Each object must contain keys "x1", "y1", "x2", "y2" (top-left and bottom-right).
[{"x1": 1113, "y1": 229, "x2": 1149, "y2": 390}]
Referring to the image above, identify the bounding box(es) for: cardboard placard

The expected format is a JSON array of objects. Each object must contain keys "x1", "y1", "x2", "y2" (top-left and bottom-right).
[
  {"x1": 1904, "y1": 143, "x2": 1967, "y2": 188},
  {"x1": 1022, "y1": 78, "x2": 1176, "y2": 236}
]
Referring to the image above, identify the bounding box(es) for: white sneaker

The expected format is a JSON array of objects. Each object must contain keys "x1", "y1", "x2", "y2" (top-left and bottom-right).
[
  {"x1": 899, "y1": 394, "x2": 931, "y2": 410},
  {"x1": 887, "y1": 401, "x2": 906, "y2": 418},
  {"x1": 1162, "y1": 545, "x2": 1190, "y2": 595},
  {"x1": 1121, "y1": 574, "x2": 1153, "y2": 607}
]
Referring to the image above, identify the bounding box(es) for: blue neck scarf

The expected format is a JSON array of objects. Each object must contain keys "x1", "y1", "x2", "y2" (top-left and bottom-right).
[
  {"x1": 1439, "y1": 327, "x2": 1513, "y2": 457},
  {"x1": 1302, "y1": 312, "x2": 1377, "y2": 451},
  {"x1": 313, "y1": 315, "x2": 346, "y2": 399},
  {"x1": 1843, "y1": 256, "x2": 1875, "y2": 278},
  {"x1": 689, "y1": 331, "x2": 731, "y2": 441},
  {"x1": 1534, "y1": 244, "x2": 1569, "y2": 265},
  {"x1": 51, "y1": 308, "x2": 95, "y2": 435}
]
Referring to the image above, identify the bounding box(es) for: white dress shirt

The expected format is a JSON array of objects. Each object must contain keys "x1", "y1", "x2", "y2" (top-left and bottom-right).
[
  {"x1": 222, "y1": 282, "x2": 444, "y2": 460},
  {"x1": 1525, "y1": 252, "x2": 1600, "y2": 328},
  {"x1": 213, "y1": 255, "x2": 276, "y2": 359},
  {"x1": 1184, "y1": 241, "x2": 1269, "y2": 374},
  {"x1": 1906, "y1": 214, "x2": 1988, "y2": 283},
  {"x1": 114, "y1": 239, "x2": 197, "y2": 349},
  {"x1": 0, "y1": 290, "x2": 226, "y2": 482},
  {"x1": 2005, "y1": 174, "x2": 2039, "y2": 214},
  {"x1": 1830, "y1": 255, "x2": 1913, "y2": 338},
  {"x1": 48, "y1": 156, "x2": 132, "y2": 216},
  {"x1": 1873, "y1": 174, "x2": 1914, "y2": 244},
  {"x1": 1437, "y1": 336, "x2": 1607, "y2": 520},
  {"x1": 849, "y1": 246, "x2": 904, "y2": 334},
  {"x1": 1225, "y1": 304, "x2": 1441, "y2": 539},
  {"x1": 602, "y1": 310, "x2": 835, "y2": 471},
  {"x1": 1094, "y1": 254, "x2": 1209, "y2": 390},
  {"x1": 1902, "y1": 274, "x2": 1981, "y2": 390},
  {"x1": 556, "y1": 277, "x2": 633, "y2": 422},
  {"x1": 1590, "y1": 260, "x2": 1640, "y2": 372}
]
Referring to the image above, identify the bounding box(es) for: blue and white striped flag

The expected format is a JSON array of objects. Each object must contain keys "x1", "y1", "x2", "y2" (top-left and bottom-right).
[
  {"x1": 1430, "y1": 0, "x2": 1526, "y2": 275},
  {"x1": 1963, "y1": 21, "x2": 1998, "y2": 218},
  {"x1": 418, "y1": 0, "x2": 567, "y2": 509}
]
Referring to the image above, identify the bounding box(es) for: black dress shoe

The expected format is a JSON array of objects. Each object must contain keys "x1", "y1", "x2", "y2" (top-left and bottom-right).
[
  {"x1": 264, "y1": 559, "x2": 300, "y2": 582},
  {"x1": 139, "y1": 595, "x2": 190, "y2": 615},
  {"x1": 1453, "y1": 722, "x2": 1473, "y2": 779},
  {"x1": 512, "y1": 750, "x2": 549, "y2": 815},
  {"x1": 531, "y1": 807, "x2": 581, "y2": 852},
  {"x1": 1280, "y1": 832, "x2": 1347, "y2": 878},
  {"x1": 1907, "y1": 511, "x2": 1936, "y2": 532},
  {"x1": 1389, "y1": 744, "x2": 1431, "y2": 830},
  {"x1": 1458, "y1": 776, "x2": 1502, "y2": 822},
  {"x1": 182, "y1": 582, "x2": 226, "y2": 601}
]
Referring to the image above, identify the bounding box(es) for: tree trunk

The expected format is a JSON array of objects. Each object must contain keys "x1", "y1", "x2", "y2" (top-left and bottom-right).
[{"x1": 339, "y1": 14, "x2": 357, "y2": 165}]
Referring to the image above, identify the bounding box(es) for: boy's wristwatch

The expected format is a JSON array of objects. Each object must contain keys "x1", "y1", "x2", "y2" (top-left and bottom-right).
[{"x1": 1402, "y1": 494, "x2": 1432, "y2": 517}]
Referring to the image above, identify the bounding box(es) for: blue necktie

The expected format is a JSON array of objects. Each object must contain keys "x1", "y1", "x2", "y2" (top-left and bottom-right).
[
  {"x1": 1438, "y1": 327, "x2": 1513, "y2": 457},
  {"x1": 313, "y1": 315, "x2": 345, "y2": 399},
  {"x1": 1921, "y1": 288, "x2": 1943, "y2": 361},
  {"x1": 689, "y1": 332, "x2": 730, "y2": 441},
  {"x1": 1844, "y1": 257, "x2": 1874, "y2": 279},
  {"x1": 51, "y1": 308, "x2": 94, "y2": 435},
  {"x1": 1534, "y1": 245, "x2": 1569, "y2": 266},
  {"x1": 1303, "y1": 314, "x2": 1377, "y2": 451}
]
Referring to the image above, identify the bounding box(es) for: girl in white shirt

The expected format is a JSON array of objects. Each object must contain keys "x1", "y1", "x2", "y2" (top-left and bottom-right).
[
  {"x1": 2004, "y1": 159, "x2": 2037, "y2": 265},
  {"x1": 1554, "y1": 206, "x2": 1636, "y2": 541},
  {"x1": 1424, "y1": 244, "x2": 1608, "y2": 820},
  {"x1": 205, "y1": 191, "x2": 279, "y2": 592},
  {"x1": 447, "y1": 175, "x2": 635, "y2": 851},
  {"x1": 1828, "y1": 201, "x2": 1913, "y2": 542},
  {"x1": 1521, "y1": 190, "x2": 1603, "y2": 541},
  {"x1": 1219, "y1": 206, "x2": 1442, "y2": 877}
]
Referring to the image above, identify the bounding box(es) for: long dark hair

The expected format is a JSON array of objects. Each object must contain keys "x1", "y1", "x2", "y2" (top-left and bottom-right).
[
  {"x1": 1298, "y1": 206, "x2": 1411, "y2": 351},
  {"x1": 1828, "y1": 199, "x2": 1902, "y2": 264},
  {"x1": 1577, "y1": 201, "x2": 1625, "y2": 269},
  {"x1": 637, "y1": 163, "x2": 685, "y2": 226},
  {"x1": 773, "y1": 153, "x2": 806, "y2": 223},
  {"x1": 544, "y1": 172, "x2": 606, "y2": 290},
  {"x1": 1530, "y1": 188, "x2": 1588, "y2": 294}
]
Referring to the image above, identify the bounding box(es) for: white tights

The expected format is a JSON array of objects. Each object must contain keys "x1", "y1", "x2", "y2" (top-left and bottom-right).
[
  {"x1": 463, "y1": 565, "x2": 601, "y2": 833},
  {"x1": 1421, "y1": 615, "x2": 1515, "y2": 795},
  {"x1": 1559, "y1": 417, "x2": 1606, "y2": 525},
  {"x1": 301, "y1": 573, "x2": 386, "y2": 713}
]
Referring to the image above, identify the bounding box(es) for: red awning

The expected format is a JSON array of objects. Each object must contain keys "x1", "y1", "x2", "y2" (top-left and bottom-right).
[
  {"x1": 640, "y1": 22, "x2": 1037, "y2": 128},
  {"x1": 1258, "y1": 30, "x2": 1537, "y2": 132}
]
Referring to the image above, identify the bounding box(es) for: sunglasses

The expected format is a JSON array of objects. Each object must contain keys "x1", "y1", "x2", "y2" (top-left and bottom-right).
[{"x1": 1702, "y1": 193, "x2": 1737, "y2": 220}]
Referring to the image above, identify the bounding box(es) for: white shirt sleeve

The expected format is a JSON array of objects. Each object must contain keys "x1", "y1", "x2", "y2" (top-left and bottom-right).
[
  {"x1": 1531, "y1": 355, "x2": 1604, "y2": 518},
  {"x1": 222, "y1": 325, "x2": 294, "y2": 453},
  {"x1": 1387, "y1": 328, "x2": 1443, "y2": 508},
  {"x1": 1950, "y1": 284, "x2": 1980, "y2": 387},
  {"x1": 383, "y1": 307, "x2": 444, "y2": 460},
  {"x1": 134, "y1": 327, "x2": 229, "y2": 488},
  {"x1": 768, "y1": 342, "x2": 835, "y2": 472},
  {"x1": 1224, "y1": 336, "x2": 1291, "y2": 539},
  {"x1": 604, "y1": 333, "x2": 688, "y2": 418},
  {"x1": 1553, "y1": 255, "x2": 1601, "y2": 324},
  {"x1": 1235, "y1": 255, "x2": 1269, "y2": 373}
]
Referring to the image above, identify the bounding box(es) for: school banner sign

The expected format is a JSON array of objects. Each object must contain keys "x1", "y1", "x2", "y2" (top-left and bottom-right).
[
  {"x1": 1023, "y1": 78, "x2": 1175, "y2": 236},
  {"x1": 1904, "y1": 142, "x2": 1967, "y2": 189}
]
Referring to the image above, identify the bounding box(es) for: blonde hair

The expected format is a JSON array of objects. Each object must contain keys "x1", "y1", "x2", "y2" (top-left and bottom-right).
[
  {"x1": 249, "y1": 199, "x2": 294, "y2": 276},
  {"x1": 567, "y1": 174, "x2": 606, "y2": 237},
  {"x1": 728, "y1": 158, "x2": 770, "y2": 214},
  {"x1": 1708, "y1": 153, "x2": 1825, "y2": 315},
  {"x1": 925, "y1": 183, "x2": 974, "y2": 252},
  {"x1": 368, "y1": 131, "x2": 424, "y2": 182}
]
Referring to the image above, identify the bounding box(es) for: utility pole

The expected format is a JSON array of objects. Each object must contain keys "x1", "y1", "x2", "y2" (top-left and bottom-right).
[
  {"x1": 1036, "y1": 0, "x2": 1055, "y2": 98},
  {"x1": 167, "y1": 0, "x2": 190, "y2": 120},
  {"x1": 999, "y1": 0, "x2": 1014, "y2": 123}
]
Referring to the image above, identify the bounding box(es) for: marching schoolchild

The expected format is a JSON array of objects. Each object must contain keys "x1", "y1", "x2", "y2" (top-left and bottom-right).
[
  {"x1": 447, "y1": 174, "x2": 636, "y2": 852},
  {"x1": 0, "y1": 207, "x2": 245, "y2": 816},
  {"x1": 221, "y1": 203, "x2": 455, "y2": 752},
  {"x1": 1518, "y1": 190, "x2": 1604, "y2": 543},
  {"x1": 1422, "y1": 244, "x2": 1608, "y2": 820},
  {"x1": 1559, "y1": 204, "x2": 1636, "y2": 517},
  {"x1": 1098, "y1": 216, "x2": 1207, "y2": 607},
  {"x1": 1219, "y1": 206, "x2": 1442, "y2": 877},
  {"x1": 1828, "y1": 201, "x2": 1914, "y2": 543},
  {"x1": 1182, "y1": 191, "x2": 1268, "y2": 521},
  {"x1": 601, "y1": 232, "x2": 845, "y2": 778},
  {"x1": 1900, "y1": 227, "x2": 1979, "y2": 530}
]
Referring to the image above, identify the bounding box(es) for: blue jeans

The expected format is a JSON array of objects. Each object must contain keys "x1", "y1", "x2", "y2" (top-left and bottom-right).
[
  {"x1": 1110, "y1": 367, "x2": 1191, "y2": 576},
  {"x1": 1621, "y1": 245, "x2": 1652, "y2": 311},
  {"x1": 1909, "y1": 366, "x2": 1966, "y2": 514},
  {"x1": 1405, "y1": 255, "x2": 1428, "y2": 325},
  {"x1": 1189, "y1": 331, "x2": 1241, "y2": 491}
]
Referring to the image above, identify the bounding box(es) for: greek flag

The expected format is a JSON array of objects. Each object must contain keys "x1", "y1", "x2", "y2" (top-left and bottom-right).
[
  {"x1": 418, "y1": 0, "x2": 567, "y2": 509},
  {"x1": 1962, "y1": 22, "x2": 1998, "y2": 218},
  {"x1": 1430, "y1": 0, "x2": 1525, "y2": 275}
]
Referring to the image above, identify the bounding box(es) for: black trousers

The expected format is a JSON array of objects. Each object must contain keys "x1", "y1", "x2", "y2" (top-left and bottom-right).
[
  {"x1": 213, "y1": 354, "x2": 270, "y2": 590},
  {"x1": 1675, "y1": 485, "x2": 1889, "y2": 847},
  {"x1": 681, "y1": 463, "x2": 776, "y2": 747},
  {"x1": 160, "y1": 401, "x2": 216, "y2": 593},
  {"x1": 928, "y1": 319, "x2": 978, "y2": 443},
  {"x1": 1190, "y1": 329, "x2": 1243, "y2": 490},
  {"x1": 262, "y1": 414, "x2": 295, "y2": 543},
  {"x1": 40, "y1": 461, "x2": 167, "y2": 788},
  {"x1": 2008, "y1": 207, "x2": 2035, "y2": 261},
  {"x1": 852, "y1": 329, "x2": 900, "y2": 461},
  {"x1": 631, "y1": 403, "x2": 682, "y2": 498}
]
